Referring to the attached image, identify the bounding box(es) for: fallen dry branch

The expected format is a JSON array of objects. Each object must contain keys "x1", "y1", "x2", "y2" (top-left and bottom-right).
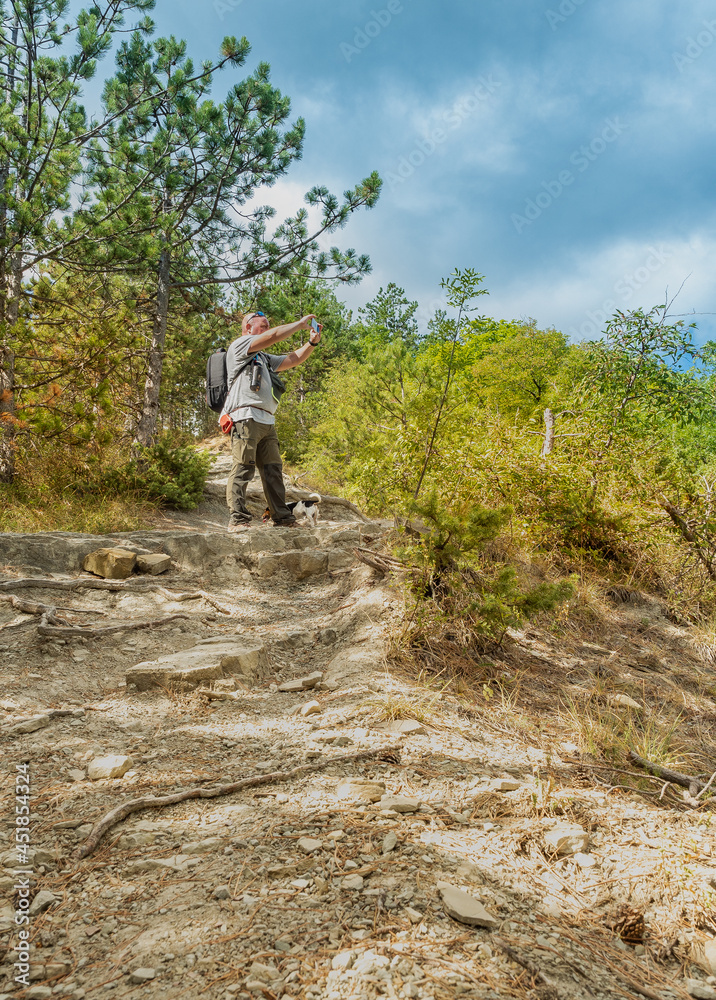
[
  {"x1": 353, "y1": 548, "x2": 404, "y2": 576},
  {"x1": 72, "y1": 744, "x2": 402, "y2": 862},
  {"x1": 195, "y1": 687, "x2": 241, "y2": 701},
  {"x1": 161, "y1": 591, "x2": 233, "y2": 615},
  {"x1": 0, "y1": 576, "x2": 170, "y2": 593},
  {"x1": 38, "y1": 613, "x2": 190, "y2": 639},
  {"x1": 355, "y1": 546, "x2": 404, "y2": 566},
  {"x1": 492, "y1": 936, "x2": 562, "y2": 994},
  {"x1": 628, "y1": 750, "x2": 707, "y2": 798},
  {"x1": 0, "y1": 594, "x2": 72, "y2": 627}
]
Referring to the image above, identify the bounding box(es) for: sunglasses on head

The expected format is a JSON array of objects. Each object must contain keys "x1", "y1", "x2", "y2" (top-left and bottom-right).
[{"x1": 246, "y1": 311, "x2": 265, "y2": 320}]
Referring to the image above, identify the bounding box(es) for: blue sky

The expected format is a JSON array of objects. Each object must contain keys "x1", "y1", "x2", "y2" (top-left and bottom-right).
[{"x1": 148, "y1": 0, "x2": 716, "y2": 342}]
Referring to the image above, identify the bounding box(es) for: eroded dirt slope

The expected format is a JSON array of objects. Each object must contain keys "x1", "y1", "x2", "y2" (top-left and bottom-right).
[{"x1": 1, "y1": 469, "x2": 715, "y2": 1000}]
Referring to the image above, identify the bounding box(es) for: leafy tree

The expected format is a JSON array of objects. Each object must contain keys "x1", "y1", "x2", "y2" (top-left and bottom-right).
[
  {"x1": 577, "y1": 305, "x2": 706, "y2": 457},
  {"x1": 469, "y1": 324, "x2": 569, "y2": 417},
  {"x1": 413, "y1": 268, "x2": 488, "y2": 499}
]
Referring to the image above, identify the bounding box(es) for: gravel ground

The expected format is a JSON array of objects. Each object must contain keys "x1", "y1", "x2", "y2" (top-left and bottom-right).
[{"x1": 1, "y1": 480, "x2": 715, "y2": 1000}]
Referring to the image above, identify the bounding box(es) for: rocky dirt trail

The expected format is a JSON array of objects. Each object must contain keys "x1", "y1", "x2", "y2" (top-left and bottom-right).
[{"x1": 1, "y1": 457, "x2": 716, "y2": 1000}]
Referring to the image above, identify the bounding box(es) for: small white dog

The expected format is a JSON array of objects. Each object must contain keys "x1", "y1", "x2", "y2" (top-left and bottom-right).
[{"x1": 263, "y1": 493, "x2": 321, "y2": 526}]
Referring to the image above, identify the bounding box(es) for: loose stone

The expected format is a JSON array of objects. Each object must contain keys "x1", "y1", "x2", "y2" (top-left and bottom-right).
[
  {"x1": 297, "y1": 837, "x2": 323, "y2": 853},
  {"x1": 28, "y1": 891, "x2": 58, "y2": 917},
  {"x1": 128, "y1": 968, "x2": 156, "y2": 984},
  {"x1": 136, "y1": 553, "x2": 171, "y2": 575},
  {"x1": 543, "y1": 822, "x2": 589, "y2": 857},
  {"x1": 382, "y1": 832, "x2": 398, "y2": 854},
  {"x1": 86, "y1": 755, "x2": 133, "y2": 780},
  {"x1": 379, "y1": 794, "x2": 421, "y2": 813},
  {"x1": 83, "y1": 547, "x2": 137, "y2": 580},
  {"x1": 376, "y1": 719, "x2": 427, "y2": 736},
  {"x1": 336, "y1": 778, "x2": 386, "y2": 803},
  {"x1": 438, "y1": 882, "x2": 499, "y2": 928}
]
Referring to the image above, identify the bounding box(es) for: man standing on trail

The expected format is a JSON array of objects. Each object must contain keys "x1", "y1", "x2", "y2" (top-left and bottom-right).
[{"x1": 222, "y1": 311, "x2": 322, "y2": 531}]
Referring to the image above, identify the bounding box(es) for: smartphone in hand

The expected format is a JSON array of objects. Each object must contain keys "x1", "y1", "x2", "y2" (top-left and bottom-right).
[{"x1": 310, "y1": 318, "x2": 321, "y2": 334}]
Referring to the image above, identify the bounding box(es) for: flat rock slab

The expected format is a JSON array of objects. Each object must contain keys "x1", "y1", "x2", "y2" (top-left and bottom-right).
[
  {"x1": 336, "y1": 778, "x2": 386, "y2": 803},
  {"x1": 257, "y1": 550, "x2": 329, "y2": 580},
  {"x1": 375, "y1": 719, "x2": 427, "y2": 736},
  {"x1": 437, "y1": 882, "x2": 499, "y2": 928},
  {"x1": 83, "y1": 547, "x2": 137, "y2": 580},
  {"x1": 4, "y1": 714, "x2": 51, "y2": 735},
  {"x1": 0, "y1": 532, "x2": 135, "y2": 573},
  {"x1": 126, "y1": 638, "x2": 268, "y2": 691},
  {"x1": 181, "y1": 837, "x2": 224, "y2": 855}
]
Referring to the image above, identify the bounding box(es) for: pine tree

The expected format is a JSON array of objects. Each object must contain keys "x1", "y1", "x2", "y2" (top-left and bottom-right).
[
  {"x1": 0, "y1": 0, "x2": 162, "y2": 480},
  {"x1": 84, "y1": 31, "x2": 381, "y2": 448}
]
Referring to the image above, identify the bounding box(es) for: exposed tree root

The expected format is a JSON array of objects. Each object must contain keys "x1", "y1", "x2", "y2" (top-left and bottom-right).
[
  {"x1": 0, "y1": 578, "x2": 233, "y2": 613},
  {"x1": 195, "y1": 687, "x2": 242, "y2": 701},
  {"x1": 72, "y1": 745, "x2": 402, "y2": 862},
  {"x1": 38, "y1": 613, "x2": 190, "y2": 639},
  {"x1": 0, "y1": 577, "x2": 234, "y2": 636}
]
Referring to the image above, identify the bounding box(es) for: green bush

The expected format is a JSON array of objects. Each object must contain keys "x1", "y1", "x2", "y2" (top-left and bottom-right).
[
  {"x1": 397, "y1": 492, "x2": 574, "y2": 665},
  {"x1": 111, "y1": 436, "x2": 213, "y2": 510}
]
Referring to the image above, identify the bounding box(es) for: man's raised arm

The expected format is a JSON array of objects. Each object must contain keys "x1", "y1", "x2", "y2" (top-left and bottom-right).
[{"x1": 249, "y1": 314, "x2": 317, "y2": 351}]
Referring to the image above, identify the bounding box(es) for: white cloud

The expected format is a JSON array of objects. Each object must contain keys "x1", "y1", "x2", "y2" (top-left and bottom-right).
[{"x1": 487, "y1": 232, "x2": 716, "y2": 341}]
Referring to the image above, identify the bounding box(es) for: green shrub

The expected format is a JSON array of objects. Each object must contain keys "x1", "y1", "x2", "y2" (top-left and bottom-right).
[
  {"x1": 396, "y1": 492, "x2": 574, "y2": 667},
  {"x1": 111, "y1": 436, "x2": 212, "y2": 510}
]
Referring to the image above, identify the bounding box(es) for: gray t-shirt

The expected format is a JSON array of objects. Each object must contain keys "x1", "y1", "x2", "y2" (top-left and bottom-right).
[{"x1": 222, "y1": 334, "x2": 287, "y2": 426}]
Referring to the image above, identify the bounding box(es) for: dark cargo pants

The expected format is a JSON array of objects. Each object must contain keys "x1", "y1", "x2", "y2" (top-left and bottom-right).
[{"x1": 226, "y1": 419, "x2": 293, "y2": 524}]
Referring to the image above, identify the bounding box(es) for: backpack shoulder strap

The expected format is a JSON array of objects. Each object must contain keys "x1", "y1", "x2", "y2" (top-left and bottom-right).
[{"x1": 229, "y1": 353, "x2": 256, "y2": 387}]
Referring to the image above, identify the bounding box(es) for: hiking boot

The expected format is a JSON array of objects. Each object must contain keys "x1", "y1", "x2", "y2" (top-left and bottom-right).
[
  {"x1": 272, "y1": 516, "x2": 297, "y2": 528},
  {"x1": 227, "y1": 517, "x2": 251, "y2": 533}
]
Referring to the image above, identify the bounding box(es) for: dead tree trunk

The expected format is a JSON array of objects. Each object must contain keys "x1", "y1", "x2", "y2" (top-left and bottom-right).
[{"x1": 540, "y1": 407, "x2": 555, "y2": 458}]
